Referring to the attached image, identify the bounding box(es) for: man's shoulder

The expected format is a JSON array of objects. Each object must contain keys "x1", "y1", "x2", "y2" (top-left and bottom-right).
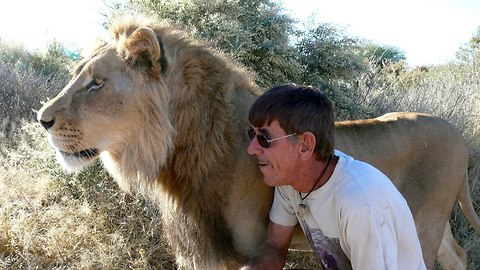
[
  {"x1": 331, "y1": 151, "x2": 405, "y2": 209},
  {"x1": 334, "y1": 150, "x2": 389, "y2": 182}
]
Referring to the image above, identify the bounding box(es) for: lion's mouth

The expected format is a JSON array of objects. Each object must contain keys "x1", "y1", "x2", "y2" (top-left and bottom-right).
[{"x1": 60, "y1": 149, "x2": 99, "y2": 159}]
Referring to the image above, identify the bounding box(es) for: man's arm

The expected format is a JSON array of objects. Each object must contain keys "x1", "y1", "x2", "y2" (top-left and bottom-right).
[{"x1": 241, "y1": 220, "x2": 295, "y2": 270}]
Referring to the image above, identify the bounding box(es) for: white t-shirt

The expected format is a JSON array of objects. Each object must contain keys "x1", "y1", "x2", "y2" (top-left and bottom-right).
[{"x1": 270, "y1": 150, "x2": 426, "y2": 270}]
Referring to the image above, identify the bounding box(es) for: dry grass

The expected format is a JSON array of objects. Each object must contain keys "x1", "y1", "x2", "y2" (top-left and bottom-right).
[{"x1": 0, "y1": 124, "x2": 175, "y2": 270}]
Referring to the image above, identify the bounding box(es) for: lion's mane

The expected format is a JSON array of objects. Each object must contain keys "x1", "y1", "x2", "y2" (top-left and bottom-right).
[{"x1": 104, "y1": 16, "x2": 267, "y2": 269}]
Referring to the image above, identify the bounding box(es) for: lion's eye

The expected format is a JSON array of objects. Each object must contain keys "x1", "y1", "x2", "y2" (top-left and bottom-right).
[{"x1": 86, "y1": 78, "x2": 105, "y2": 92}]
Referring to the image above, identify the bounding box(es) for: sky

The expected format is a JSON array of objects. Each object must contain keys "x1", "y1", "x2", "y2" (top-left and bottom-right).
[
  {"x1": 280, "y1": 0, "x2": 479, "y2": 66},
  {"x1": 0, "y1": 0, "x2": 112, "y2": 54},
  {"x1": 0, "y1": 0, "x2": 478, "y2": 67}
]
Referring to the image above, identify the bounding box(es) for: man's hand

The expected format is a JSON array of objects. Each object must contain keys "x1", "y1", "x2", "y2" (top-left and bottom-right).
[{"x1": 240, "y1": 221, "x2": 294, "y2": 270}]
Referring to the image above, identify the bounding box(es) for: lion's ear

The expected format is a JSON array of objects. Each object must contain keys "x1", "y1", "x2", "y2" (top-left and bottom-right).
[{"x1": 124, "y1": 27, "x2": 164, "y2": 79}]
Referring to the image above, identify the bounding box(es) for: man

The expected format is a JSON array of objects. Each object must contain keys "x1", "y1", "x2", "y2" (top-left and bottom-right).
[{"x1": 242, "y1": 84, "x2": 426, "y2": 269}]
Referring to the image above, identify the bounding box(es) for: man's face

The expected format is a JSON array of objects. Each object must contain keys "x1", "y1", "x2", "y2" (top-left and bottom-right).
[{"x1": 247, "y1": 119, "x2": 300, "y2": 187}]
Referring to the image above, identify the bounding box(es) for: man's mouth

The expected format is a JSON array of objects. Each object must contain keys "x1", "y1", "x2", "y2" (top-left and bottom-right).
[{"x1": 258, "y1": 160, "x2": 270, "y2": 167}]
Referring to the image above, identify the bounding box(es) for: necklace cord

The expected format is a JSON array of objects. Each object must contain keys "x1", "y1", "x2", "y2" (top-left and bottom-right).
[{"x1": 299, "y1": 154, "x2": 333, "y2": 201}]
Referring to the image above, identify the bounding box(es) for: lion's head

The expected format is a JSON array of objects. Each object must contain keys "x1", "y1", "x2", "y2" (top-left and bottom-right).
[
  {"x1": 38, "y1": 23, "x2": 171, "y2": 191},
  {"x1": 37, "y1": 16, "x2": 259, "y2": 195}
]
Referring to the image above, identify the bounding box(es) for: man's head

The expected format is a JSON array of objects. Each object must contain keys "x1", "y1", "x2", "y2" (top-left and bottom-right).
[{"x1": 248, "y1": 84, "x2": 335, "y2": 160}]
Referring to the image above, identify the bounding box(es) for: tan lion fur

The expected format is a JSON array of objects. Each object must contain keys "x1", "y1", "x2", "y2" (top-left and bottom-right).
[{"x1": 37, "y1": 16, "x2": 480, "y2": 269}]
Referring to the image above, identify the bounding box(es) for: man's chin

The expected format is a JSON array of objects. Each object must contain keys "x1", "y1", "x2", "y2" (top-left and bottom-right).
[{"x1": 259, "y1": 170, "x2": 276, "y2": 187}]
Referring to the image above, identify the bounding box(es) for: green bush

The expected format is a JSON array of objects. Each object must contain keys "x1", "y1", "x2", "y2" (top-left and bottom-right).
[
  {"x1": 120, "y1": 0, "x2": 372, "y2": 118},
  {"x1": 0, "y1": 40, "x2": 73, "y2": 76}
]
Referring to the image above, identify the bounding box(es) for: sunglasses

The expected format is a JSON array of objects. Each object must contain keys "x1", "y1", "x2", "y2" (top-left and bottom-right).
[{"x1": 248, "y1": 127, "x2": 296, "y2": 148}]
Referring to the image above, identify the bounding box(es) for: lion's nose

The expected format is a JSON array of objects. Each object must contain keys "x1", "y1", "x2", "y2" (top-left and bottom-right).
[{"x1": 39, "y1": 119, "x2": 55, "y2": 130}]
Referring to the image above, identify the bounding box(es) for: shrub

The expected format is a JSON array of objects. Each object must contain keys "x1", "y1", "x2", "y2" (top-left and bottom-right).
[{"x1": 0, "y1": 40, "x2": 71, "y2": 144}]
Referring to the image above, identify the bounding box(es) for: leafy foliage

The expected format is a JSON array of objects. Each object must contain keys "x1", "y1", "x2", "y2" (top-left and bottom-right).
[
  {"x1": 296, "y1": 23, "x2": 365, "y2": 83},
  {"x1": 294, "y1": 23, "x2": 369, "y2": 118},
  {"x1": 0, "y1": 40, "x2": 74, "y2": 76},
  {"x1": 359, "y1": 44, "x2": 406, "y2": 69},
  {"x1": 125, "y1": 0, "x2": 300, "y2": 88},
  {"x1": 121, "y1": 0, "x2": 375, "y2": 118}
]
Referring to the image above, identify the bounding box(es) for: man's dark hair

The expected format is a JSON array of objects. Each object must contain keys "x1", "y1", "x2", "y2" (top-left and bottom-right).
[{"x1": 249, "y1": 84, "x2": 335, "y2": 160}]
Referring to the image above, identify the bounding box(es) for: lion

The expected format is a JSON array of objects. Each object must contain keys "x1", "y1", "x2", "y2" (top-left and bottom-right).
[{"x1": 37, "y1": 16, "x2": 480, "y2": 269}]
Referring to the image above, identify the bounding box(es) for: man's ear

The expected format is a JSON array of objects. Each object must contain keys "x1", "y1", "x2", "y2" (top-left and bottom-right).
[{"x1": 299, "y1": 132, "x2": 316, "y2": 160}]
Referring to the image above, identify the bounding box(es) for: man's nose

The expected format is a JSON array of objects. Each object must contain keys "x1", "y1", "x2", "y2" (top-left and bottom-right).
[{"x1": 247, "y1": 136, "x2": 261, "y2": 156}]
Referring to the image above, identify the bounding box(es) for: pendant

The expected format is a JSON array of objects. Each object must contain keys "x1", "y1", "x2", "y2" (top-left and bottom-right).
[{"x1": 298, "y1": 203, "x2": 306, "y2": 218}]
